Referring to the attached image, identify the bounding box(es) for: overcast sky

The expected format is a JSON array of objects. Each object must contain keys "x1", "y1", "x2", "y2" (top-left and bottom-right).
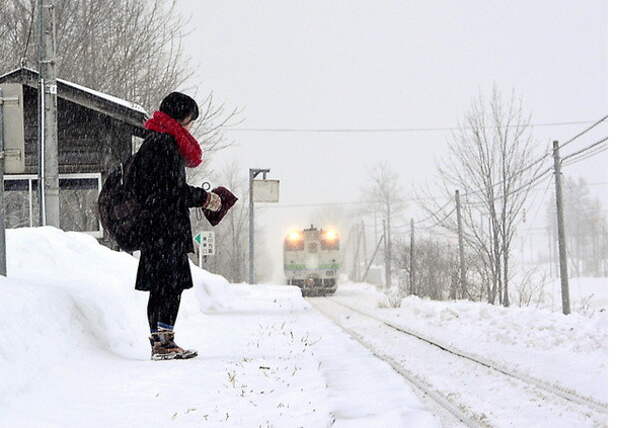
[{"x1": 180, "y1": 1, "x2": 607, "y2": 277}]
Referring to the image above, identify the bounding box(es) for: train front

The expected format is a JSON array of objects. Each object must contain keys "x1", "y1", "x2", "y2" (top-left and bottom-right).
[{"x1": 283, "y1": 226, "x2": 341, "y2": 296}]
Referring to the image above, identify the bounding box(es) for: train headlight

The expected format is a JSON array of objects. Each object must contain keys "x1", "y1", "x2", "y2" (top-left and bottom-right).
[
  {"x1": 324, "y1": 230, "x2": 337, "y2": 240},
  {"x1": 288, "y1": 231, "x2": 301, "y2": 241}
]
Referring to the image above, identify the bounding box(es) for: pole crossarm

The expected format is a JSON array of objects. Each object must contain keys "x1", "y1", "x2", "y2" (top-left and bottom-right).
[{"x1": 250, "y1": 168, "x2": 271, "y2": 180}]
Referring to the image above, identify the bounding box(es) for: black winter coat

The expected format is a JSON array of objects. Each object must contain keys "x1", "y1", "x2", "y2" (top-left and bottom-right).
[{"x1": 127, "y1": 130, "x2": 208, "y2": 293}]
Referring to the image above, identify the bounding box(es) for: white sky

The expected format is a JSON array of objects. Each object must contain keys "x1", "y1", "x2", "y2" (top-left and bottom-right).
[{"x1": 180, "y1": 0, "x2": 608, "y2": 275}]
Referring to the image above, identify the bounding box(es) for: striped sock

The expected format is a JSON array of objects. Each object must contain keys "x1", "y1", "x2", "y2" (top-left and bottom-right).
[{"x1": 157, "y1": 322, "x2": 174, "y2": 331}]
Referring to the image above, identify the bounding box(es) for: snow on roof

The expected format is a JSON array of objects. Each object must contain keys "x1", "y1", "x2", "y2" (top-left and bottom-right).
[
  {"x1": 0, "y1": 67, "x2": 147, "y2": 115},
  {"x1": 0, "y1": 67, "x2": 30, "y2": 81},
  {"x1": 58, "y1": 78, "x2": 147, "y2": 115}
]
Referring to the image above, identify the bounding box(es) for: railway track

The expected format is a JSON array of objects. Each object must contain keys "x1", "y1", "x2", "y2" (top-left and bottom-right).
[{"x1": 309, "y1": 297, "x2": 607, "y2": 428}]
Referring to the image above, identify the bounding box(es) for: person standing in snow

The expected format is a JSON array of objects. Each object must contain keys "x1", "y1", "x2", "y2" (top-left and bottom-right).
[{"x1": 127, "y1": 92, "x2": 221, "y2": 360}]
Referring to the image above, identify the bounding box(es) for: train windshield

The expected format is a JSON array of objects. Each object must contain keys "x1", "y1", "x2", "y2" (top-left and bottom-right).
[
  {"x1": 285, "y1": 231, "x2": 304, "y2": 250},
  {"x1": 320, "y1": 231, "x2": 339, "y2": 250}
]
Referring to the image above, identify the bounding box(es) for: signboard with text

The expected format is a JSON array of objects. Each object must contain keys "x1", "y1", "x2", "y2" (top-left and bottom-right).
[{"x1": 194, "y1": 231, "x2": 215, "y2": 268}]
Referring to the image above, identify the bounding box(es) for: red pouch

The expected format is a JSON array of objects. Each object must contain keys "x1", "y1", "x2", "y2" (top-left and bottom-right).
[{"x1": 202, "y1": 186, "x2": 238, "y2": 226}]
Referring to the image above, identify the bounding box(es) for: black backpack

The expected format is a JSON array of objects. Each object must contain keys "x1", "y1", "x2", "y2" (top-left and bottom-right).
[{"x1": 98, "y1": 154, "x2": 143, "y2": 252}]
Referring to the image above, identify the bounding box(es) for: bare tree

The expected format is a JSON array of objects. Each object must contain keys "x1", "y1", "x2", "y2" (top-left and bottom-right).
[
  {"x1": 418, "y1": 87, "x2": 544, "y2": 306},
  {"x1": 215, "y1": 163, "x2": 250, "y2": 283},
  {"x1": 188, "y1": 161, "x2": 249, "y2": 282},
  {"x1": 1, "y1": 0, "x2": 241, "y2": 235},
  {"x1": 0, "y1": 0, "x2": 239, "y2": 163},
  {"x1": 360, "y1": 161, "x2": 408, "y2": 286},
  {"x1": 546, "y1": 176, "x2": 608, "y2": 278}
]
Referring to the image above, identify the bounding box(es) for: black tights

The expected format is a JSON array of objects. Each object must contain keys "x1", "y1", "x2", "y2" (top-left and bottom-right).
[{"x1": 147, "y1": 290, "x2": 182, "y2": 333}]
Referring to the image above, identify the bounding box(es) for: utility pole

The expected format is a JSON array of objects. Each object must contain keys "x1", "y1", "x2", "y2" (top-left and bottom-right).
[
  {"x1": 385, "y1": 195, "x2": 392, "y2": 289},
  {"x1": 373, "y1": 209, "x2": 377, "y2": 247},
  {"x1": 409, "y1": 218, "x2": 415, "y2": 296},
  {"x1": 383, "y1": 219, "x2": 392, "y2": 288},
  {"x1": 248, "y1": 168, "x2": 270, "y2": 284},
  {"x1": 361, "y1": 220, "x2": 367, "y2": 276},
  {"x1": 351, "y1": 223, "x2": 361, "y2": 282},
  {"x1": 362, "y1": 233, "x2": 384, "y2": 282},
  {"x1": 0, "y1": 88, "x2": 6, "y2": 276},
  {"x1": 38, "y1": 0, "x2": 60, "y2": 227},
  {"x1": 552, "y1": 140, "x2": 571, "y2": 315},
  {"x1": 455, "y1": 190, "x2": 466, "y2": 297}
]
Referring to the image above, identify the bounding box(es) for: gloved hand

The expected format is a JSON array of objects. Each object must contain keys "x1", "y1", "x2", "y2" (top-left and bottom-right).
[{"x1": 203, "y1": 192, "x2": 222, "y2": 212}]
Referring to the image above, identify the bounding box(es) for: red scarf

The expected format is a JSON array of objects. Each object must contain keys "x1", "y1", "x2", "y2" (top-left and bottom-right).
[{"x1": 144, "y1": 111, "x2": 203, "y2": 168}]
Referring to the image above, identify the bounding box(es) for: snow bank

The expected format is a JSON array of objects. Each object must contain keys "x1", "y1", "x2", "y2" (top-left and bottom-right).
[
  {"x1": 545, "y1": 277, "x2": 608, "y2": 315},
  {"x1": 0, "y1": 227, "x2": 239, "y2": 398},
  {"x1": 5, "y1": 228, "x2": 146, "y2": 351}
]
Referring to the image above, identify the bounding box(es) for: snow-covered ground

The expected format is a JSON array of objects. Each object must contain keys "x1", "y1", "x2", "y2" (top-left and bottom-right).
[
  {"x1": 334, "y1": 280, "x2": 608, "y2": 404},
  {"x1": 0, "y1": 227, "x2": 438, "y2": 428}
]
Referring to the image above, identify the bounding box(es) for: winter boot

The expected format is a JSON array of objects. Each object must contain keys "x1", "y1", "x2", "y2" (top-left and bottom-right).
[{"x1": 150, "y1": 329, "x2": 198, "y2": 360}]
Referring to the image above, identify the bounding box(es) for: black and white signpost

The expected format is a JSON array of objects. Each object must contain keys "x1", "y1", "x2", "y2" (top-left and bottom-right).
[{"x1": 194, "y1": 231, "x2": 215, "y2": 269}]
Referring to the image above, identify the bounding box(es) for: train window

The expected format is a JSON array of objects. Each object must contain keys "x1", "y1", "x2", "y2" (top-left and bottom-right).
[
  {"x1": 285, "y1": 239, "x2": 304, "y2": 251},
  {"x1": 320, "y1": 238, "x2": 339, "y2": 250}
]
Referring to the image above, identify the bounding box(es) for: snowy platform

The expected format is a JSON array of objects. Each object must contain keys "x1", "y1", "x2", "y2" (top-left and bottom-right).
[{"x1": 0, "y1": 228, "x2": 437, "y2": 428}]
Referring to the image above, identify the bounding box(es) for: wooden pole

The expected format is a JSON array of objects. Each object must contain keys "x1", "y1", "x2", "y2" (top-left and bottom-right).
[
  {"x1": 38, "y1": 0, "x2": 60, "y2": 227},
  {"x1": 455, "y1": 190, "x2": 466, "y2": 297},
  {"x1": 0, "y1": 88, "x2": 6, "y2": 276},
  {"x1": 552, "y1": 140, "x2": 571, "y2": 314},
  {"x1": 383, "y1": 219, "x2": 391, "y2": 288},
  {"x1": 409, "y1": 218, "x2": 415, "y2": 295},
  {"x1": 362, "y1": 234, "x2": 384, "y2": 283}
]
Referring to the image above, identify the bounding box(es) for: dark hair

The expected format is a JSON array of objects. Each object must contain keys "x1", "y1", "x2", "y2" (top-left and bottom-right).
[{"x1": 159, "y1": 92, "x2": 199, "y2": 122}]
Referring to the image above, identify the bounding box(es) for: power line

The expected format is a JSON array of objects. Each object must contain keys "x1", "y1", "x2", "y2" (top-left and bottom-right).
[
  {"x1": 526, "y1": 174, "x2": 555, "y2": 227},
  {"x1": 255, "y1": 195, "x2": 447, "y2": 209},
  {"x1": 256, "y1": 200, "x2": 372, "y2": 209},
  {"x1": 503, "y1": 167, "x2": 554, "y2": 200},
  {"x1": 563, "y1": 145, "x2": 608, "y2": 167},
  {"x1": 462, "y1": 150, "x2": 550, "y2": 199},
  {"x1": 390, "y1": 199, "x2": 454, "y2": 230},
  {"x1": 479, "y1": 137, "x2": 608, "y2": 208},
  {"x1": 414, "y1": 200, "x2": 454, "y2": 226},
  {"x1": 558, "y1": 116, "x2": 608, "y2": 150},
  {"x1": 256, "y1": 136, "x2": 607, "y2": 238},
  {"x1": 255, "y1": 178, "x2": 605, "y2": 211},
  {"x1": 223, "y1": 120, "x2": 599, "y2": 134},
  {"x1": 465, "y1": 166, "x2": 554, "y2": 205},
  {"x1": 418, "y1": 206, "x2": 457, "y2": 230},
  {"x1": 415, "y1": 116, "x2": 607, "y2": 207},
  {"x1": 461, "y1": 127, "x2": 608, "y2": 203},
  {"x1": 561, "y1": 137, "x2": 608, "y2": 164},
  {"x1": 407, "y1": 126, "x2": 602, "y2": 227}
]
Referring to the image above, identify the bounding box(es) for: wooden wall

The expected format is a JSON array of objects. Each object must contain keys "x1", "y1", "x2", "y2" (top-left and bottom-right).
[{"x1": 22, "y1": 85, "x2": 134, "y2": 175}]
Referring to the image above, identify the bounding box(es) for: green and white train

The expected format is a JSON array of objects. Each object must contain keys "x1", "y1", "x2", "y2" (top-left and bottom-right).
[{"x1": 283, "y1": 225, "x2": 341, "y2": 296}]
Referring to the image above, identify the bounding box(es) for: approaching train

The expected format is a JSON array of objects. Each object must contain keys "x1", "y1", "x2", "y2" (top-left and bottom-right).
[{"x1": 283, "y1": 225, "x2": 341, "y2": 296}]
